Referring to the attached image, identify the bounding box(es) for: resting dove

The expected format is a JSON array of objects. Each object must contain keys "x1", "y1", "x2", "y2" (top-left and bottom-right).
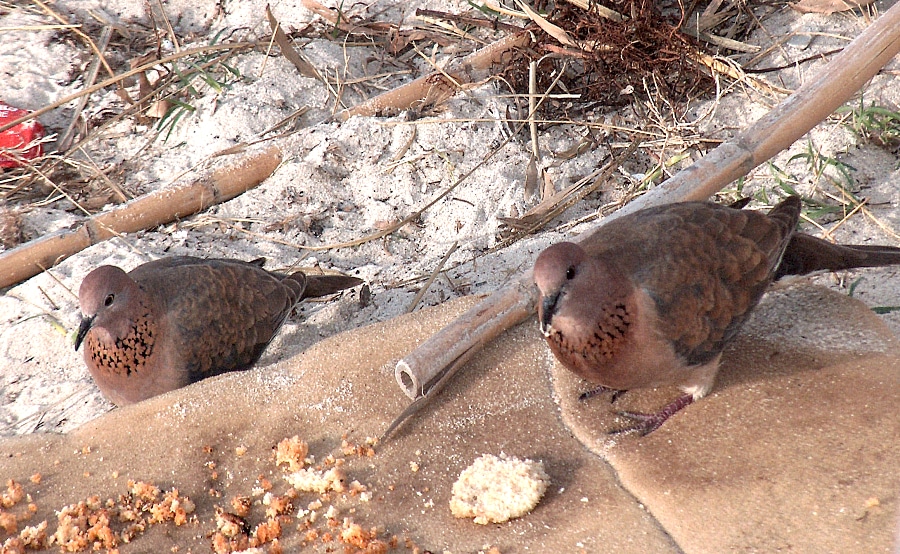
[
  {"x1": 533, "y1": 196, "x2": 900, "y2": 435},
  {"x1": 74, "y1": 257, "x2": 362, "y2": 405}
]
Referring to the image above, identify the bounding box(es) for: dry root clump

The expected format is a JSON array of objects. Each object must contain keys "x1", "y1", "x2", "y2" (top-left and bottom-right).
[{"x1": 504, "y1": 0, "x2": 712, "y2": 112}]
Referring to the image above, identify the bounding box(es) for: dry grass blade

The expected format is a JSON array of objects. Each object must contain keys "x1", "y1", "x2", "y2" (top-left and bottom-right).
[
  {"x1": 495, "y1": 140, "x2": 639, "y2": 250},
  {"x1": 516, "y1": 0, "x2": 608, "y2": 52},
  {"x1": 414, "y1": 8, "x2": 525, "y2": 33},
  {"x1": 58, "y1": 25, "x2": 113, "y2": 153},
  {"x1": 692, "y1": 51, "x2": 789, "y2": 96},
  {"x1": 265, "y1": 5, "x2": 321, "y2": 79},
  {"x1": 680, "y1": 26, "x2": 761, "y2": 53},
  {"x1": 406, "y1": 241, "x2": 459, "y2": 313},
  {"x1": 300, "y1": 0, "x2": 372, "y2": 35},
  {"x1": 516, "y1": 1, "x2": 578, "y2": 49},
  {"x1": 862, "y1": 207, "x2": 900, "y2": 242},
  {"x1": 792, "y1": 0, "x2": 875, "y2": 14},
  {"x1": 562, "y1": 0, "x2": 626, "y2": 22}
]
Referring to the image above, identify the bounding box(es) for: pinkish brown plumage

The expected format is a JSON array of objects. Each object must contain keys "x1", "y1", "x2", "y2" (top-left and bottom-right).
[
  {"x1": 534, "y1": 196, "x2": 900, "y2": 435},
  {"x1": 75, "y1": 257, "x2": 362, "y2": 405}
]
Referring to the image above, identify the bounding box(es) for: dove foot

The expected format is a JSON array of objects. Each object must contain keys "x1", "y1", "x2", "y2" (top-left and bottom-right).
[
  {"x1": 609, "y1": 393, "x2": 695, "y2": 436},
  {"x1": 579, "y1": 385, "x2": 627, "y2": 403}
]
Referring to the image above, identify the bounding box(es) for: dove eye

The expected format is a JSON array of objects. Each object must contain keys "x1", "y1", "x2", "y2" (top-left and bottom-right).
[
  {"x1": 565, "y1": 266, "x2": 576, "y2": 280},
  {"x1": 104, "y1": 294, "x2": 115, "y2": 307}
]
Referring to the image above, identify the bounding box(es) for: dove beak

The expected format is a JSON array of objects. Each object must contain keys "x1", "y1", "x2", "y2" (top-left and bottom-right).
[
  {"x1": 539, "y1": 292, "x2": 560, "y2": 336},
  {"x1": 74, "y1": 315, "x2": 94, "y2": 351}
]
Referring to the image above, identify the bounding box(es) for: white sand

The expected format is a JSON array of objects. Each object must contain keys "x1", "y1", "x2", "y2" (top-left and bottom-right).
[{"x1": 1, "y1": 0, "x2": 898, "y2": 435}]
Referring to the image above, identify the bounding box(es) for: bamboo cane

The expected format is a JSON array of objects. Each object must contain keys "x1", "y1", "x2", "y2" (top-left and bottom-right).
[
  {"x1": 0, "y1": 146, "x2": 282, "y2": 289},
  {"x1": 334, "y1": 31, "x2": 531, "y2": 121}
]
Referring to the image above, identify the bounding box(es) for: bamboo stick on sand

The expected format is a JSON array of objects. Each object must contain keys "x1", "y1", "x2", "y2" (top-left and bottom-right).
[{"x1": 0, "y1": 146, "x2": 282, "y2": 289}]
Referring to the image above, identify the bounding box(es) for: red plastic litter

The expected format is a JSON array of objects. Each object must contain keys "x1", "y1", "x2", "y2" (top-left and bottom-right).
[{"x1": 0, "y1": 101, "x2": 46, "y2": 168}]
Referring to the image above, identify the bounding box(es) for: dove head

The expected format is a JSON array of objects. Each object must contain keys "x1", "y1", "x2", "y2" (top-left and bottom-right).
[
  {"x1": 533, "y1": 241, "x2": 634, "y2": 339},
  {"x1": 75, "y1": 265, "x2": 143, "y2": 351},
  {"x1": 533, "y1": 242, "x2": 591, "y2": 336}
]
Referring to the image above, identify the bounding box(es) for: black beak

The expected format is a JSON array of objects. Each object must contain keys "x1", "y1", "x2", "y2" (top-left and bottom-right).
[
  {"x1": 539, "y1": 292, "x2": 560, "y2": 336},
  {"x1": 74, "y1": 315, "x2": 94, "y2": 351}
]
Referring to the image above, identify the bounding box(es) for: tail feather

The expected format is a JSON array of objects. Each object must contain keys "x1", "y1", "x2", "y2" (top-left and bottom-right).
[
  {"x1": 777, "y1": 233, "x2": 900, "y2": 279},
  {"x1": 293, "y1": 272, "x2": 363, "y2": 299}
]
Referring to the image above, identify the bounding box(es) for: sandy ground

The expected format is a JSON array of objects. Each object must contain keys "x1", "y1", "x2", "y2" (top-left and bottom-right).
[{"x1": 1, "y1": 0, "x2": 899, "y2": 436}]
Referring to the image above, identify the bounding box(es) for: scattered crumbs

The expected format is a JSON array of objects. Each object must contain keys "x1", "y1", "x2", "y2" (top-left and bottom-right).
[
  {"x1": 1, "y1": 520, "x2": 49, "y2": 551},
  {"x1": 450, "y1": 453, "x2": 550, "y2": 525},
  {"x1": 1, "y1": 432, "x2": 403, "y2": 553},
  {"x1": 340, "y1": 437, "x2": 376, "y2": 458}
]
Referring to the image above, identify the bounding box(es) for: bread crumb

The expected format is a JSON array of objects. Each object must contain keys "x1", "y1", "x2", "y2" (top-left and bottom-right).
[
  {"x1": 1, "y1": 480, "x2": 24, "y2": 508},
  {"x1": 347, "y1": 480, "x2": 368, "y2": 498},
  {"x1": 230, "y1": 496, "x2": 252, "y2": 518},
  {"x1": 28, "y1": 474, "x2": 40, "y2": 485},
  {"x1": 0, "y1": 511, "x2": 17, "y2": 534},
  {"x1": 128, "y1": 481, "x2": 160, "y2": 503},
  {"x1": 252, "y1": 518, "x2": 281, "y2": 543},
  {"x1": 324, "y1": 505, "x2": 339, "y2": 521},
  {"x1": 215, "y1": 508, "x2": 248, "y2": 539},
  {"x1": 284, "y1": 467, "x2": 345, "y2": 494},
  {"x1": 339, "y1": 520, "x2": 387, "y2": 552},
  {"x1": 449, "y1": 454, "x2": 549, "y2": 524},
  {"x1": 262, "y1": 493, "x2": 294, "y2": 519},
  {"x1": 274, "y1": 436, "x2": 308, "y2": 472},
  {"x1": 211, "y1": 530, "x2": 249, "y2": 554},
  {"x1": 148, "y1": 489, "x2": 195, "y2": 525}
]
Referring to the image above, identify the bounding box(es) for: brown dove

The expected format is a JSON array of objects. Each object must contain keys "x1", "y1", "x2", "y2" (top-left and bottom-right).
[
  {"x1": 533, "y1": 195, "x2": 900, "y2": 435},
  {"x1": 74, "y1": 257, "x2": 362, "y2": 405}
]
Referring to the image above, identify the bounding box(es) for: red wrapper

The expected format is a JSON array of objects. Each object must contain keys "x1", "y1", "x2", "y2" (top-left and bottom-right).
[{"x1": 0, "y1": 101, "x2": 46, "y2": 168}]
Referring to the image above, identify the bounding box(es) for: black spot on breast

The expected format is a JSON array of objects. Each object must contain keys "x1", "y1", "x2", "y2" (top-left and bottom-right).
[{"x1": 89, "y1": 309, "x2": 155, "y2": 377}]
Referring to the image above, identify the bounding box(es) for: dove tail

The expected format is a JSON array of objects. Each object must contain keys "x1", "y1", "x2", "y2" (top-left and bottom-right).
[
  {"x1": 776, "y1": 233, "x2": 900, "y2": 279},
  {"x1": 290, "y1": 272, "x2": 363, "y2": 299}
]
